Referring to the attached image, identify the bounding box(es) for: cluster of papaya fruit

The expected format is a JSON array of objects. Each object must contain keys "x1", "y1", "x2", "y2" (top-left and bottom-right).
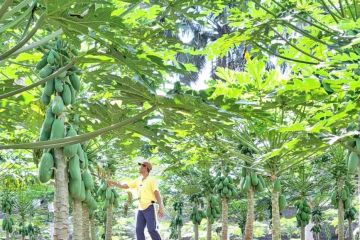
[
  {"x1": 214, "y1": 171, "x2": 237, "y2": 199},
  {"x1": 331, "y1": 181, "x2": 353, "y2": 210},
  {"x1": 240, "y1": 168, "x2": 266, "y2": 193},
  {"x1": 2, "y1": 215, "x2": 14, "y2": 233},
  {"x1": 37, "y1": 40, "x2": 80, "y2": 107},
  {"x1": 206, "y1": 196, "x2": 221, "y2": 224},
  {"x1": 38, "y1": 40, "x2": 81, "y2": 142},
  {"x1": 97, "y1": 181, "x2": 120, "y2": 209},
  {"x1": 295, "y1": 199, "x2": 311, "y2": 227},
  {"x1": 68, "y1": 143, "x2": 97, "y2": 213},
  {"x1": 190, "y1": 206, "x2": 206, "y2": 225},
  {"x1": 189, "y1": 195, "x2": 206, "y2": 225},
  {"x1": 169, "y1": 201, "x2": 183, "y2": 239},
  {"x1": 345, "y1": 206, "x2": 357, "y2": 222},
  {"x1": 310, "y1": 207, "x2": 323, "y2": 234},
  {"x1": 18, "y1": 223, "x2": 36, "y2": 239},
  {"x1": 1, "y1": 194, "x2": 15, "y2": 233}
]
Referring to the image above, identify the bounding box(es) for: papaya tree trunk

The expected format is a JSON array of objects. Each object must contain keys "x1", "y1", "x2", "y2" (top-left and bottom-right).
[
  {"x1": 105, "y1": 204, "x2": 113, "y2": 240},
  {"x1": 337, "y1": 190, "x2": 345, "y2": 240},
  {"x1": 271, "y1": 188, "x2": 281, "y2": 240},
  {"x1": 194, "y1": 224, "x2": 199, "y2": 240},
  {"x1": 300, "y1": 226, "x2": 305, "y2": 240},
  {"x1": 73, "y1": 200, "x2": 83, "y2": 240},
  {"x1": 178, "y1": 225, "x2": 182, "y2": 240},
  {"x1": 358, "y1": 167, "x2": 360, "y2": 229},
  {"x1": 6, "y1": 231, "x2": 9, "y2": 240},
  {"x1": 221, "y1": 197, "x2": 228, "y2": 240},
  {"x1": 206, "y1": 220, "x2": 212, "y2": 240},
  {"x1": 82, "y1": 203, "x2": 90, "y2": 240},
  {"x1": 244, "y1": 187, "x2": 254, "y2": 240},
  {"x1": 90, "y1": 217, "x2": 96, "y2": 240},
  {"x1": 348, "y1": 219, "x2": 353, "y2": 240},
  {"x1": 54, "y1": 148, "x2": 70, "y2": 240}
]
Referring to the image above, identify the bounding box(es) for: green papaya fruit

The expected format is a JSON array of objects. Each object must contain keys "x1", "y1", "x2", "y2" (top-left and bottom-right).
[
  {"x1": 344, "y1": 198, "x2": 351, "y2": 209},
  {"x1": 55, "y1": 78, "x2": 64, "y2": 93},
  {"x1": 47, "y1": 51, "x2": 55, "y2": 65},
  {"x1": 300, "y1": 212, "x2": 308, "y2": 221},
  {"x1": 341, "y1": 189, "x2": 348, "y2": 201},
  {"x1": 41, "y1": 91, "x2": 51, "y2": 105},
  {"x1": 251, "y1": 172, "x2": 259, "y2": 186},
  {"x1": 255, "y1": 181, "x2": 264, "y2": 192},
  {"x1": 44, "y1": 78, "x2": 55, "y2": 96},
  {"x1": 39, "y1": 65, "x2": 53, "y2": 78},
  {"x1": 38, "y1": 152, "x2": 54, "y2": 183},
  {"x1": 279, "y1": 194, "x2": 286, "y2": 211},
  {"x1": 223, "y1": 177, "x2": 229, "y2": 186},
  {"x1": 52, "y1": 96, "x2": 65, "y2": 115},
  {"x1": 63, "y1": 127, "x2": 78, "y2": 158},
  {"x1": 70, "y1": 84, "x2": 76, "y2": 104},
  {"x1": 273, "y1": 179, "x2": 281, "y2": 192},
  {"x1": 69, "y1": 178, "x2": 82, "y2": 200},
  {"x1": 244, "y1": 175, "x2": 251, "y2": 191},
  {"x1": 69, "y1": 155, "x2": 81, "y2": 180},
  {"x1": 36, "y1": 56, "x2": 48, "y2": 70},
  {"x1": 50, "y1": 118, "x2": 64, "y2": 139},
  {"x1": 69, "y1": 73, "x2": 80, "y2": 91},
  {"x1": 39, "y1": 126, "x2": 50, "y2": 141},
  {"x1": 106, "y1": 188, "x2": 112, "y2": 200},
  {"x1": 82, "y1": 170, "x2": 94, "y2": 191},
  {"x1": 42, "y1": 108, "x2": 55, "y2": 132},
  {"x1": 62, "y1": 83, "x2": 71, "y2": 106},
  {"x1": 80, "y1": 181, "x2": 86, "y2": 201}
]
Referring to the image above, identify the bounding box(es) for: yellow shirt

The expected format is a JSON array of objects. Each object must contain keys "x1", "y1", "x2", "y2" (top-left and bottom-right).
[{"x1": 127, "y1": 176, "x2": 158, "y2": 210}]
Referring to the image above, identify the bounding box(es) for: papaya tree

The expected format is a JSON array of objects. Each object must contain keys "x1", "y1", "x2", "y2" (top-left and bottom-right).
[
  {"x1": 169, "y1": 201, "x2": 184, "y2": 240},
  {"x1": 201, "y1": 175, "x2": 220, "y2": 240},
  {"x1": 97, "y1": 158, "x2": 120, "y2": 240},
  {"x1": 1, "y1": 191, "x2": 15, "y2": 240},
  {"x1": 236, "y1": 145, "x2": 267, "y2": 240},
  {"x1": 189, "y1": 194, "x2": 206, "y2": 240},
  {"x1": 207, "y1": 57, "x2": 331, "y2": 240}
]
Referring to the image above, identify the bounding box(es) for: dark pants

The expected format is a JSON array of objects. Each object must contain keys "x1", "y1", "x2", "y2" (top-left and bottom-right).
[{"x1": 136, "y1": 205, "x2": 161, "y2": 240}]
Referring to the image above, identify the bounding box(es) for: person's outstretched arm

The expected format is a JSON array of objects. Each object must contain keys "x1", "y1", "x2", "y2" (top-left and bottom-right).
[{"x1": 107, "y1": 180, "x2": 129, "y2": 189}]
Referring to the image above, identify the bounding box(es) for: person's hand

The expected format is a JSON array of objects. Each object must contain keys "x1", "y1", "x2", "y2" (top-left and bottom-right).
[
  {"x1": 158, "y1": 205, "x2": 164, "y2": 218},
  {"x1": 107, "y1": 180, "x2": 117, "y2": 187}
]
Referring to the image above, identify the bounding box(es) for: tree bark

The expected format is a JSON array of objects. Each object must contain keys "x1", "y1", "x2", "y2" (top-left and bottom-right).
[
  {"x1": 90, "y1": 217, "x2": 96, "y2": 240},
  {"x1": 244, "y1": 187, "x2": 254, "y2": 240},
  {"x1": 338, "y1": 187, "x2": 345, "y2": 240},
  {"x1": 178, "y1": 225, "x2": 182, "y2": 240},
  {"x1": 82, "y1": 203, "x2": 90, "y2": 240},
  {"x1": 6, "y1": 231, "x2": 9, "y2": 240},
  {"x1": 54, "y1": 148, "x2": 70, "y2": 240},
  {"x1": 348, "y1": 219, "x2": 353, "y2": 240},
  {"x1": 73, "y1": 200, "x2": 83, "y2": 240},
  {"x1": 207, "y1": 220, "x2": 212, "y2": 240},
  {"x1": 358, "y1": 167, "x2": 360, "y2": 230},
  {"x1": 221, "y1": 198, "x2": 228, "y2": 240},
  {"x1": 194, "y1": 224, "x2": 199, "y2": 240},
  {"x1": 271, "y1": 188, "x2": 281, "y2": 240},
  {"x1": 300, "y1": 226, "x2": 305, "y2": 240},
  {"x1": 105, "y1": 204, "x2": 113, "y2": 240}
]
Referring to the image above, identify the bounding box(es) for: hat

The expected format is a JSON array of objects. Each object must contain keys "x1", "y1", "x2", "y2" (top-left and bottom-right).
[{"x1": 135, "y1": 157, "x2": 152, "y2": 171}]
